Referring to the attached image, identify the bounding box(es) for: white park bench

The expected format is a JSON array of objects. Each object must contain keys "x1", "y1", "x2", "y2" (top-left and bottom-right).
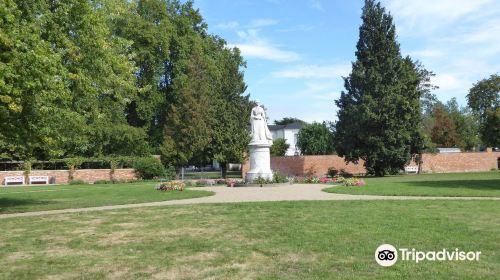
[
  {"x1": 4, "y1": 176, "x2": 25, "y2": 186},
  {"x1": 29, "y1": 176, "x2": 49, "y2": 185},
  {"x1": 404, "y1": 166, "x2": 419, "y2": 174}
]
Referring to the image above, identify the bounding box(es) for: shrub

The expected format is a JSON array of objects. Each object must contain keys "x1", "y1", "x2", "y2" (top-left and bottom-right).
[
  {"x1": 164, "y1": 165, "x2": 176, "y2": 181},
  {"x1": 304, "y1": 176, "x2": 319, "y2": 183},
  {"x1": 93, "y1": 180, "x2": 113, "y2": 184},
  {"x1": 195, "y1": 179, "x2": 216, "y2": 187},
  {"x1": 272, "y1": 171, "x2": 288, "y2": 183},
  {"x1": 339, "y1": 169, "x2": 353, "y2": 178},
  {"x1": 133, "y1": 157, "x2": 166, "y2": 179},
  {"x1": 327, "y1": 168, "x2": 338, "y2": 178},
  {"x1": 270, "y1": 138, "x2": 290, "y2": 156},
  {"x1": 155, "y1": 181, "x2": 185, "y2": 191},
  {"x1": 69, "y1": 179, "x2": 86, "y2": 185},
  {"x1": 253, "y1": 176, "x2": 272, "y2": 185},
  {"x1": 216, "y1": 179, "x2": 227, "y2": 185},
  {"x1": 184, "y1": 180, "x2": 194, "y2": 187}
]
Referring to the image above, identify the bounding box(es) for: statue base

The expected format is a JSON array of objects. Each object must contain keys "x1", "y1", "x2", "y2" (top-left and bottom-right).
[{"x1": 245, "y1": 141, "x2": 273, "y2": 183}]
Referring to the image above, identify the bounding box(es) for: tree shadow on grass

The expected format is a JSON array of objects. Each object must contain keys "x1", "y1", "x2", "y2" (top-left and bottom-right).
[
  {"x1": 403, "y1": 179, "x2": 500, "y2": 191},
  {"x1": 0, "y1": 198, "x2": 54, "y2": 213}
]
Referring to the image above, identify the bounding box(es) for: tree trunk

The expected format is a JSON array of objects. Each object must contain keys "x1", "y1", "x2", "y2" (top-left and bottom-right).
[
  {"x1": 221, "y1": 163, "x2": 227, "y2": 179},
  {"x1": 374, "y1": 166, "x2": 385, "y2": 177}
]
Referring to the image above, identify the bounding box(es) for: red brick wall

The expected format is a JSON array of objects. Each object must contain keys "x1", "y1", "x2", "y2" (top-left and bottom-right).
[
  {"x1": 0, "y1": 169, "x2": 137, "y2": 185},
  {"x1": 420, "y1": 151, "x2": 499, "y2": 173},
  {"x1": 242, "y1": 150, "x2": 500, "y2": 177}
]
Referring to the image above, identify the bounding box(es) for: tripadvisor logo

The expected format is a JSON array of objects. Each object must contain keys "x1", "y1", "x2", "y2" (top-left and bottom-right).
[{"x1": 375, "y1": 244, "x2": 481, "y2": 267}]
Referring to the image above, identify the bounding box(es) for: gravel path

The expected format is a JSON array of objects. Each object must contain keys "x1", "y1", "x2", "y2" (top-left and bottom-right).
[{"x1": 1, "y1": 184, "x2": 499, "y2": 219}]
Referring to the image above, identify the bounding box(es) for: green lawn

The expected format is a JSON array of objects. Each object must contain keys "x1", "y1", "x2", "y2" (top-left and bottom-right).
[
  {"x1": 0, "y1": 182, "x2": 214, "y2": 214},
  {"x1": 0, "y1": 200, "x2": 498, "y2": 279},
  {"x1": 324, "y1": 172, "x2": 500, "y2": 197}
]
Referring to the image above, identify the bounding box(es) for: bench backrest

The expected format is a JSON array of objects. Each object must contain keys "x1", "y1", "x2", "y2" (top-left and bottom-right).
[
  {"x1": 404, "y1": 166, "x2": 419, "y2": 172},
  {"x1": 29, "y1": 176, "x2": 49, "y2": 181},
  {"x1": 4, "y1": 176, "x2": 25, "y2": 185},
  {"x1": 5, "y1": 176, "x2": 24, "y2": 182}
]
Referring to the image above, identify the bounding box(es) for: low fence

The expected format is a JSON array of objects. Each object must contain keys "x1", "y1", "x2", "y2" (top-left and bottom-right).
[
  {"x1": 242, "y1": 148, "x2": 500, "y2": 177},
  {"x1": 0, "y1": 169, "x2": 137, "y2": 185}
]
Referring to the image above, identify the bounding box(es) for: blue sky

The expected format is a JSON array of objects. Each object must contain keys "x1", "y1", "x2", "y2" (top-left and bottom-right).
[{"x1": 193, "y1": 0, "x2": 500, "y2": 123}]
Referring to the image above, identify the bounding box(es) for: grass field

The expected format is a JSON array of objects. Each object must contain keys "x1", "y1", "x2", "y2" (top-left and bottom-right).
[
  {"x1": 324, "y1": 172, "x2": 500, "y2": 197},
  {"x1": 0, "y1": 182, "x2": 214, "y2": 214},
  {"x1": 0, "y1": 200, "x2": 498, "y2": 279}
]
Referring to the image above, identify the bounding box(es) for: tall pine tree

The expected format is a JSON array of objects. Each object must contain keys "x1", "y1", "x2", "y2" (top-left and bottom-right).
[{"x1": 334, "y1": 0, "x2": 429, "y2": 176}]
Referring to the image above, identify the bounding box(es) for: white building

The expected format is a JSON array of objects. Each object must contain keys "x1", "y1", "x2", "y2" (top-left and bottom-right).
[{"x1": 268, "y1": 122, "x2": 305, "y2": 156}]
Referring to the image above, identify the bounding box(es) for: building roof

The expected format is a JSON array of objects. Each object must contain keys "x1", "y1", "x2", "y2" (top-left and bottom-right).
[{"x1": 268, "y1": 122, "x2": 305, "y2": 131}]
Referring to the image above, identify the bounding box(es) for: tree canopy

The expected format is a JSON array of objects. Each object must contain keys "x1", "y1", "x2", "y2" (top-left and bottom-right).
[
  {"x1": 274, "y1": 117, "x2": 307, "y2": 126},
  {"x1": 467, "y1": 74, "x2": 500, "y2": 147},
  {"x1": 297, "y1": 122, "x2": 334, "y2": 155},
  {"x1": 334, "y1": 0, "x2": 431, "y2": 176},
  {"x1": 0, "y1": 0, "x2": 252, "y2": 167},
  {"x1": 270, "y1": 138, "x2": 290, "y2": 157}
]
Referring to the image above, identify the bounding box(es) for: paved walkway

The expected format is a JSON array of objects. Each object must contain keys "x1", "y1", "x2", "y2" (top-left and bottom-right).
[{"x1": 1, "y1": 184, "x2": 499, "y2": 219}]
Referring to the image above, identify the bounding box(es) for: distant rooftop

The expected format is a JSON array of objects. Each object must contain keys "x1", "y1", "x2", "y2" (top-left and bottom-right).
[
  {"x1": 437, "y1": 148, "x2": 461, "y2": 153},
  {"x1": 268, "y1": 122, "x2": 305, "y2": 131}
]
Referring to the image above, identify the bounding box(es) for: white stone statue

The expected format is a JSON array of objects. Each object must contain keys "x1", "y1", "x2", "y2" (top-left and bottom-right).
[
  {"x1": 246, "y1": 101, "x2": 273, "y2": 183},
  {"x1": 250, "y1": 102, "x2": 273, "y2": 144}
]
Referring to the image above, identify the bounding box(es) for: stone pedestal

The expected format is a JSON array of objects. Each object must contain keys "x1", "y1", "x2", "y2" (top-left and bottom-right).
[{"x1": 245, "y1": 141, "x2": 273, "y2": 183}]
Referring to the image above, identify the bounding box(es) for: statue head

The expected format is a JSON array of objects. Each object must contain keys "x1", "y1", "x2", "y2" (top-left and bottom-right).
[{"x1": 255, "y1": 100, "x2": 262, "y2": 107}]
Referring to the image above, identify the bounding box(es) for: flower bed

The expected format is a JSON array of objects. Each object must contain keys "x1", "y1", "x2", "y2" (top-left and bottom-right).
[
  {"x1": 184, "y1": 178, "x2": 244, "y2": 187},
  {"x1": 287, "y1": 175, "x2": 365, "y2": 187},
  {"x1": 336, "y1": 177, "x2": 365, "y2": 187},
  {"x1": 225, "y1": 179, "x2": 244, "y2": 187},
  {"x1": 155, "y1": 181, "x2": 185, "y2": 191}
]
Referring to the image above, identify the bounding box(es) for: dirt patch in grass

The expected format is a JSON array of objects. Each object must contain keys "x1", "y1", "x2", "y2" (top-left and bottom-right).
[
  {"x1": 4, "y1": 251, "x2": 33, "y2": 262},
  {"x1": 116, "y1": 222, "x2": 144, "y2": 229},
  {"x1": 97, "y1": 230, "x2": 137, "y2": 246}
]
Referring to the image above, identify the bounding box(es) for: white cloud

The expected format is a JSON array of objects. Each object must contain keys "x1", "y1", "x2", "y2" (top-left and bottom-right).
[
  {"x1": 216, "y1": 21, "x2": 239, "y2": 29},
  {"x1": 310, "y1": 0, "x2": 325, "y2": 11},
  {"x1": 229, "y1": 29, "x2": 300, "y2": 62},
  {"x1": 272, "y1": 64, "x2": 350, "y2": 79},
  {"x1": 431, "y1": 73, "x2": 471, "y2": 92},
  {"x1": 382, "y1": 0, "x2": 500, "y2": 105},
  {"x1": 383, "y1": 0, "x2": 495, "y2": 33},
  {"x1": 248, "y1": 19, "x2": 278, "y2": 28},
  {"x1": 230, "y1": 43, "x2": 300, "y2": 62},
  {"x1": 277, "y1": 24, "x2": 316, "y2": 33},
  {"x1": 408, "y1": 49, "x2": 444, "y2": 59}
]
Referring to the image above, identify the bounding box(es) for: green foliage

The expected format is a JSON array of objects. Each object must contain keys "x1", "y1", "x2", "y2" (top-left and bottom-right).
[
  {"x1": 270, "y1": 138, "x2": 290, "y2": 157},
  {"x1": 297, "y1": 122, "x2": 334, "y2": 155},
  {"x1": 64, "y1": 158, "x2": 85, "y2": 170},
  {"x1": 334, "y1": 0, "x2": 430, "y2": 176},
  {"x1": 253, "y1": 176, "x2": 272, "y2": 185},
  {"x1": 481, "y1": 108, "x2": 500, "y2": 147},
  {"x1": 430, "y1": 106, "x2": 460, "y2": 147},
  {"x1": 467, "y1": 74, "x2": 499, "y2": 122},
  {"x1": 23, "y1": 160, "x2": 32, "y2": 177},
  {"x1": 0, "y1": 0, "x2": 249, "y2": 164},
  {"x1": 274, "y1": 118, "x2": 307, "y2": 125},
  {"x1": 327, "y1": 168, "x2": 339, "y2": 178},
  {"x1": 164, "y1": 165, "x2": 177, "y2": 181},
  {"x1": 445, "y1": 98, "x2": 480, "y2": 150},
  {"x1": 69, "y1": 180, "x2": 87, "y2": 185},
  {"x1": 467, "y1": 74, "x2": 499, "y2": 147},
  {"x1": 93, "y1": 180, "x2": 114, "y2": 185},
  {"x1": 133, "y1": 157, "x2": 165, "y2": 180},
  {"x1": 272, "y1": 171, "x2": 288, "y2": 183}
]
